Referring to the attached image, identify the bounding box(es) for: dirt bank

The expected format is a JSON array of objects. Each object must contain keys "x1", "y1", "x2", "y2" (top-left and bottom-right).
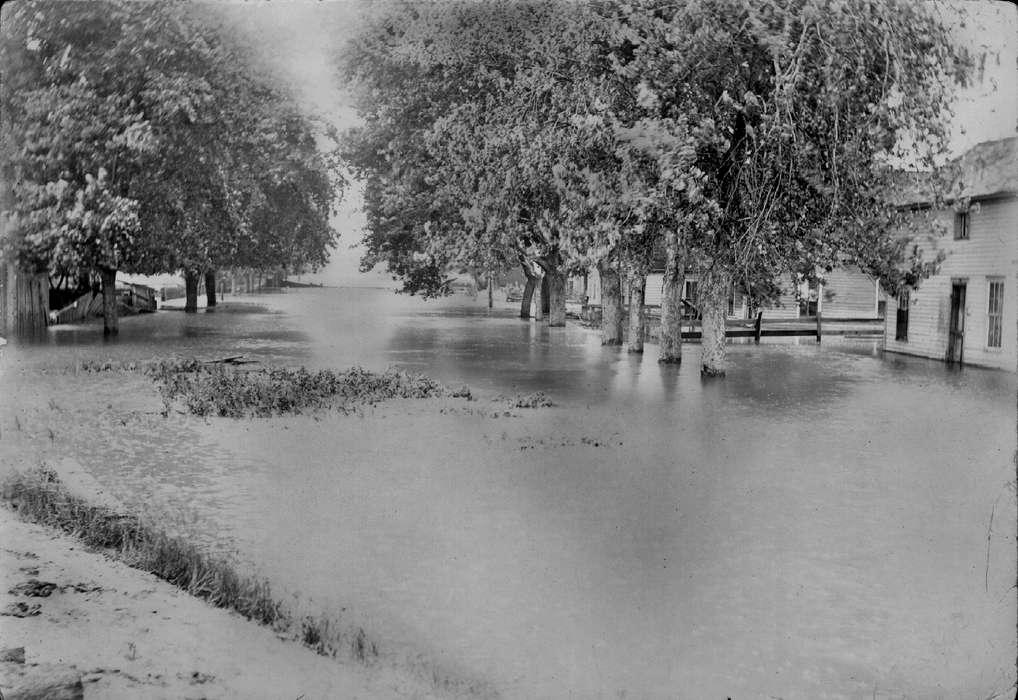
[{"x1": 0, "y1": 497, "x2": 471, "y2": 700}]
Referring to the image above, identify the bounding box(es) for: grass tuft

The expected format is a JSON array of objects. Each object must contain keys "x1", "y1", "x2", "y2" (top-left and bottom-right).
[{"x1": 496, "y1": 392, "x2": 554, "y2": 409}]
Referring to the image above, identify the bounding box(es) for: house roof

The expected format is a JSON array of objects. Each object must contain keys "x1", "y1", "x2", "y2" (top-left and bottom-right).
[
  {"x1": 948, "y1": 136, "x2": 1018, "y2": 200},
  {"x1": 890, "y1": 136, "x2": 1018, "y2": 207}
]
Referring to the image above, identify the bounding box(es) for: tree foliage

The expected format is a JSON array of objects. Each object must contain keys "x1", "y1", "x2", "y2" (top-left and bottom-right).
[
  {"x1": 341, "y1": 0, "x2": 970, "y2": 317},
  {"x1": 608, "y1": 0, "x2": 969, "y2": 300},
  {"x1": 0, "y1": 0, "x2": 343, "y2": 287}
]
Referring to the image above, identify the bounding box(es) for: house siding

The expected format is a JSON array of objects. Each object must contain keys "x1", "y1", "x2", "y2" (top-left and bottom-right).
[
  {"x1": 883, "y1": 196, "x2": 1018, "y2": 371},
  {"x1": 820, "y1": 269, "x2": 878, "y2": 318},
  {"x1": 641, "y1": 271, "x2": 801, "y2": 319},
  {"x1": 643, "y1": 273, "x2": 662, "y2": 307},
  {"x1": 760, "y1": 282, "x2": 800, "y2": 319}
]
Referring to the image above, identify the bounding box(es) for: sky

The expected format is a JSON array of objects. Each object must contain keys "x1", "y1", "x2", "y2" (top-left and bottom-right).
[{"x1": 215, "y1": 0, "x2": 1018, "y2": 288}]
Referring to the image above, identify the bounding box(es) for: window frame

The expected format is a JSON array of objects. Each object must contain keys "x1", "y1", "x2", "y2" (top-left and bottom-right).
[
  {"x1": 953, "y1": 211, "x2": 969, "y2": 240},
  {"x1": 895, "y1": 290, "x2": 909, "y2": 342},
  {"x1": 682, "y1": 280, "x2": 700, "y2": 320},
  {"x1": 986, "y1": 278, "x2": 1004, "y2": 349}
]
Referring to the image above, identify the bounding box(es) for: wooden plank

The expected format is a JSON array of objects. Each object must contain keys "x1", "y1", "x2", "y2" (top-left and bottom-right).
[
  {"x1": 678, "y1": 329, "x2": 821, "y2": 339},
  {"x1": 681, "y1": 330, "x2": 807, "y2": 338},
  {"x1": 756, "y1": 329, "x2": 819, "y2": 337},
  {"x1": 783, "y1": 316, "x2": 882, "y2": 324}
]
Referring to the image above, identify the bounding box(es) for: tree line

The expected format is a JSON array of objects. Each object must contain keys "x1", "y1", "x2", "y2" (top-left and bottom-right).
[
  {"x1": 0, "y1": 0, "x2": 344, "y2": 334},
  {"x1": 339, "y1": 0, "x2": 971, "y2": 376}
]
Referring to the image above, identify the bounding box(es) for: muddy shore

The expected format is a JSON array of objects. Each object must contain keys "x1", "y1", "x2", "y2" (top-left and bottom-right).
[{"x1": 0, "y1": 498, "x2": 462, "y2": 700}]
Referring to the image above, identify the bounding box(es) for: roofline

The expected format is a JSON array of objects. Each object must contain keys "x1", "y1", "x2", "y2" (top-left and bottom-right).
[
  {"x1": 968, "y1": 190, "x2": 1018, "y2": 204},
  {"x1": 894, "y1": 189, "x2": 1017, "y2": 211}
]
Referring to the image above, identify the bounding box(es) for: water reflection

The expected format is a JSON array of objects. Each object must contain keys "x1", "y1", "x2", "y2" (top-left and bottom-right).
[{"x1": 0, "y1": 287, "x2": 1014, "y2": 700}]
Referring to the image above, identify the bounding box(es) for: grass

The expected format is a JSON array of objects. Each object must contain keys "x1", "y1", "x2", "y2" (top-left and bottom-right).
[
  {"x1": 1, "y1": 466, "x2": 498, "y2": 699},
  {"x1": 58, "y1": 358, "x2": 475, "y2": 417},
  {"x1": 497, "y1": 392, "x2": 554, "y2": 408},
  {"x1": 142, "y1": 360, "x2": 471, "y2": 418}
]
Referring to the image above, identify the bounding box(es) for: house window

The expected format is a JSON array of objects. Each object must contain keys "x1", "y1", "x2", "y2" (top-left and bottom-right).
[
  {"x1": 895, "y1": 290, "x2": 909, "y2": 341},
  {"x1": 987, "y1": 279, "x2": 1004, "y2": 348},
  {"x1": 727, "y1": 285, "x2": 735, "y2": 316},
  {"x1": 954, "y1": 211, "x2": 969, "y2": 240},
  {"x1": 683, "y1": 280, "x2": 700, "y2": 320},
  {"x1": 683, "y1": 280, "x2": 698, "y2": 301}
]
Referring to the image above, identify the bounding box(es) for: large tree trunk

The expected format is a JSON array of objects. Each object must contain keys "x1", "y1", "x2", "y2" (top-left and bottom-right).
[
  {"x1": 533, "y1": 270, "x2": 544, "y2": 321},
  {"x1": 204, "y1": 270, "x2": 217, "y2": 308},
  {"x1": 699, "y1": 109, "x2": 744, "y2": 377},
  {"x1": 658, "y1": 229, "x2": 685, "y2": 363},
  {"x1": 99, "y1": 267, "x2": 118, "y2": 336},
  {"x1": 627, "y1": 271, "x2": 646, "y2": 353},
  {"x1": 545, "y1": 262, "x2": 567, "y2": 327},
  {"x1": 184, "y1": 270, "x2": 200, "y2": 313},
  {"x1": 520, "y1": 273, "x2": 537, "y2": 319},
  {"x1": 598, "y1": 261, "x2": 624, "y2": 345},
  {"x1": 700, "y1": 268, "x2": 729, "y2": 377}
]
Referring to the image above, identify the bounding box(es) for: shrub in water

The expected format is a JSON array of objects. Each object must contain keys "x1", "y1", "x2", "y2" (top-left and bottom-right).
[{"x1": 146, "y1": 361, "x2": 467, "y2": 418}]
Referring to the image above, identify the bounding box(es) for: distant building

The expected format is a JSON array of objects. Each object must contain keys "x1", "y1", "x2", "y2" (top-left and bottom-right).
[{"x1": 883, "y1": 136, "x2": 1017, "y2": 371}]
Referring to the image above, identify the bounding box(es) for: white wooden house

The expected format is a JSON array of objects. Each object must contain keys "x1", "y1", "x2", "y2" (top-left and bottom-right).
[{"x1": 883, "y1": 136, "x2": 1017, "y2": 371}]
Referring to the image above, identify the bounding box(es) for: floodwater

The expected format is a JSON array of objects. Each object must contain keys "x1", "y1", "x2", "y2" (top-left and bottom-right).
[{"x1": 0, "y1": 287, "x2": 1015, "y2": 700}]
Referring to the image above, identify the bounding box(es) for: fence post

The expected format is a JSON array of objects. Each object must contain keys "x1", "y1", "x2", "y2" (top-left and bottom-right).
[
  {"x1": 816, "y1": 311, "x2": 822, "y2": 344},
  {"x1": 754, "y1": 311, "x2": 763, "y2": 344}
]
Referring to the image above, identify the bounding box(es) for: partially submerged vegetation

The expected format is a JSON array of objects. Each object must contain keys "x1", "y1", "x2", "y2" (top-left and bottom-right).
[
  {"x1": 64, "y1": 358, "x2": 473, "y2": 418},
  {"x1": 496, "y1": 392, "x2": 554, "y2": 409},
  {"x1": 147, "y1": 361, "x2": 470, "y2": 417}
]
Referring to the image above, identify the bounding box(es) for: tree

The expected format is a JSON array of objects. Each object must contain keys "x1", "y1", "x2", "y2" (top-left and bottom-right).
[
  {"x1": 341, "y1": 0, "x2": 968, "y2": 372},
  {"x1": 342, "y1": 1, "x2": 613, "y2": 329},
  {"x1": 1, "y1": 0, "x2": 342, "y2": 326},
  {"x1": 126, "y1": 4, "x2": 342, "y2": 312},
  {"x1": 0, "y1": 1, "x2": 161, "y2": 333},
  {"x1": 606, "y1": 0, "x2": 970, "y2": 375}
]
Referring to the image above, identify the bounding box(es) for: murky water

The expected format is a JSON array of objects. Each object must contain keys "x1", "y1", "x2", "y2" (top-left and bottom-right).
[{"x1": 1, "y1": 288, "x2": 1014, "y2": 700}]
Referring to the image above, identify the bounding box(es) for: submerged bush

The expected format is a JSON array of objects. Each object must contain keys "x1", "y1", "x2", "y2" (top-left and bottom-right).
[{"x1": 146, "y1": 360, "x2": 469, "y2": 418}]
